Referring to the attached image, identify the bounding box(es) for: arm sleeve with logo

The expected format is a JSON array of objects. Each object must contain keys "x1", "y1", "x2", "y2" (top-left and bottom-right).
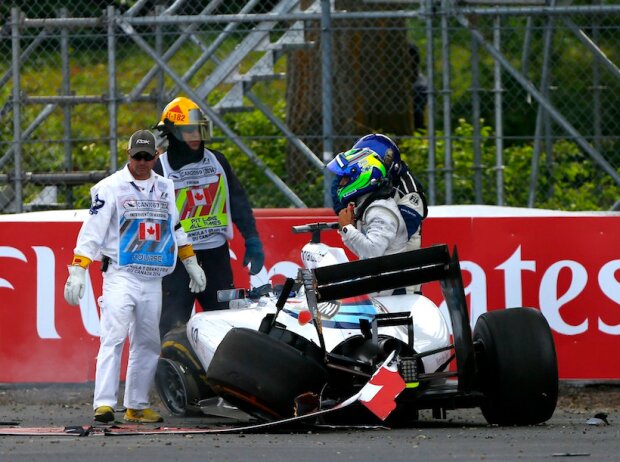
[
  {"x1": 395, "y1": 164, "x2": 428, "y2": 215},
  {"x1": 73, "y1": 182, "x2": 115, "y2": 261},
  {"x1": 394, "y1": 163, "x2": 428, "y2": 239}
]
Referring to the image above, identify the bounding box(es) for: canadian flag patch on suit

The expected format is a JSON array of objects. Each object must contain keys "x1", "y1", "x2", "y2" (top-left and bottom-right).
[{"x1": 139, "y1": 222, "x2": 161, "y2": 241}]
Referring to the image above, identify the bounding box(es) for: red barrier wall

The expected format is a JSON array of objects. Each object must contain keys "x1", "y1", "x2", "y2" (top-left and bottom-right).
[{"x1": 0, "y1": 207, "x2": 618, "y2": 382}]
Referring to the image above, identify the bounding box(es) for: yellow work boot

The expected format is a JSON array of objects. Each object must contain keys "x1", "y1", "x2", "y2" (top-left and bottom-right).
[
  {"x1": 124, "y1": 408, "x2": 163, "y2": 423},
  {"x1": 94, "y1": 405, "x2": 115, "y2": 423}
]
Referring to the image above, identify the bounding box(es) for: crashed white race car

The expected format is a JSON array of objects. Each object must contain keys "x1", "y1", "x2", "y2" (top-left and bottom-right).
[{"x1": 155, "y1": 222, "x2": 558, "y2": 426}]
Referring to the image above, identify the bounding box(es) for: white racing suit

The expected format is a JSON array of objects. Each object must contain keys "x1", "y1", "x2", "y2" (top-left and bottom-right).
[
  {"x1": 339, "y1": 197, "x2": 408, "y2": 259},
  {"x1": 74, "y1": 165, "x2": 188, "y2": 411},
  {"x1": 339, "y1": 197, "x2": 412, "y2": 295}
]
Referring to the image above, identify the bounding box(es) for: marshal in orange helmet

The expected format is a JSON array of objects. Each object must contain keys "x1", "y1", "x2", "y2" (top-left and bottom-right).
[{"x1": 157, "y1": 96, "x2": 211, "y2": 143}]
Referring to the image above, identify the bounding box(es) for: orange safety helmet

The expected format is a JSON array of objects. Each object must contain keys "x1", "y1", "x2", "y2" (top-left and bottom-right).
[{"x1": 157, "y1": 96, "x2": 211, "y2": 142}]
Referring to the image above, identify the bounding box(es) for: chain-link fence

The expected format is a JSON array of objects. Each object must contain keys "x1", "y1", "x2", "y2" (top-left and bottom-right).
[{"x1": 2, "y1": 0, "x2": 619, "y2": 213}]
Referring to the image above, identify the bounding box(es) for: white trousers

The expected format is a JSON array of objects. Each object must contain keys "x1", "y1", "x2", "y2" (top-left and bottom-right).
[{"x1": 93, "y1": 267, "x2": 162, "y2": 410}]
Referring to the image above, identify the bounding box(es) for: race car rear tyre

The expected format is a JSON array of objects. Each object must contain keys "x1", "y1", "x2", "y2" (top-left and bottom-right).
[
  {"x1": 205, "y1": 327, "x2": 328, "y2": 421},
  {"x1": 474, "y1": 307, "x2": 558, "y2": 425},
  {"x1": 154, "y1": 358, "x2": 202, "y2": 416}
]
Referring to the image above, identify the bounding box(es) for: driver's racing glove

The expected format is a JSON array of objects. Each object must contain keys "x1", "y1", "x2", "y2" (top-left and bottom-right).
[
  {"x1": 180, "y1": 245, "x2": 207, "y2": 293},
  {"x1": 243, "y1": 236, "x2": 265, "y2": 275}
]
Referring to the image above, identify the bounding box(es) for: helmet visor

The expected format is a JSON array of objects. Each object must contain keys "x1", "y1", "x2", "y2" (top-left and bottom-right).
[
  {"x1": 183, "y1": 108, "x2": 211, "y2": 141},
  {"x1": 176, "y1": 123, "x2": 211, "y2": 142},
  {"x1": 326, "y1": 148, "x2": 374, "y2": 176}
]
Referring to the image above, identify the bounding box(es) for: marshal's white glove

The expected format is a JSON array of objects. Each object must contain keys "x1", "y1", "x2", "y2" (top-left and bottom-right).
[
  {"x1": 182, "y1": 255, "x2": 207, "y2": 293},
  {"x1": 64, "y1": 265, "x2": 86, "y2": 306}
]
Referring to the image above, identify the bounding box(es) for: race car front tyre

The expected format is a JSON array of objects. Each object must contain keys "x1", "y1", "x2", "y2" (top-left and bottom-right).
[
  {"x1": 205, "y1": 327, "x2": 328, "y2": 421},
  {"x1": 473, "y1": 307, "x2": 559, "y2": 426},
  {"x1": 154, "y1": 358, "x2": 202, "y2": 416},
  {"x1": 159, "y1": 325, "x2": 213, "y2": 415},
  {"x1": 160, "y1": 325, "x2": 207, "y2": 378}
]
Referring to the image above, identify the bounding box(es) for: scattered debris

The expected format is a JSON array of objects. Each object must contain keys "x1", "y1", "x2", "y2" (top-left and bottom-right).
[
  {"x1": 586, "y1": 412, "x2": 609, "y2": 426},
  {"x1": 552, "y1": 453, "x2": 591, "y2": 457}
]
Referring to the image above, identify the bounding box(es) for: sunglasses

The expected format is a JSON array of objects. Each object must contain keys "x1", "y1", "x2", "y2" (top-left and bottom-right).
[{"x1": 131, "y1": 152, "x2": 156, "y2": 161}]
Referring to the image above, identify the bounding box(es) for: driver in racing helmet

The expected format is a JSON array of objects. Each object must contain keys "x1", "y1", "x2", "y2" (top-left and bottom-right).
[
  {"x1": 332, "y1": 134, "x2": 428, "y2": 253},
  {"x1": 153, "y1": 96, "x2": 265, "y2": 338},
  {"x1": 326, "y1": 147, "x2": 408, "y2": 261}
]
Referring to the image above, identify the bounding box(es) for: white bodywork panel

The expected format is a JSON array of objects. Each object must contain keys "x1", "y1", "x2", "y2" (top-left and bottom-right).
[
  {"x1": 188, "y1": 292, "x2": 451, "y2": 376},
  {"x1": 187, "y1": 236, "x2": 451, "y2": 379}
]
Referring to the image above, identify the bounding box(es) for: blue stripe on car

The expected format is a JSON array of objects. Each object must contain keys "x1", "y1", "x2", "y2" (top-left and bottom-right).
[{"x1": 283, "y1": 303, "x2": 378, "y2": 329}]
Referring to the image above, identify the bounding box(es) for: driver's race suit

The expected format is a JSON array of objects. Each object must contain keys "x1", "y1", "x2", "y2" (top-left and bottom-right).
[
  {"x1": 339, "y1": 197, "x2": 408, "y2": 259},
  {"x1": 340, "y1": 196, "x2": 417, "y2": 294}
]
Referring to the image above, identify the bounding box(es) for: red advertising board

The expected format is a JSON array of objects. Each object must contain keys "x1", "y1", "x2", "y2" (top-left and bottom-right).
[{"x1": 0, "y1": 207, "x2": 618, "y2": 382}]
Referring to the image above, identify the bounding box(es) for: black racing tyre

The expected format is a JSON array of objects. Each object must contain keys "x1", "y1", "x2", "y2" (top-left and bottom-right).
[
  {"x1": 159, "y1": 325, "x2": 213, "y2": 415},
  {"x1": 155, "y1": 358, "x2": 202, "y2": 416},
  {"x1": 205, "y1": 327, "x2": 328, "y2": 421},
  {"x1": 161, "y1": 325, "x2": 205, "y2": 375},
  {"x1": 473, "y1": 307, "x2": 559, "y2": 426}
]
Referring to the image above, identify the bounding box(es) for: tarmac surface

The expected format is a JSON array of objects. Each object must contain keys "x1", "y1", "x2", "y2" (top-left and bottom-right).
[{"x1": 0, "y1": 382, "x2": 619, "y2": 462}]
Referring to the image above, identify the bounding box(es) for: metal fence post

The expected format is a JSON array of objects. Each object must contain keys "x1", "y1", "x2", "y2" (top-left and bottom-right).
[
  {"x1": 591, "y1": 2, "x2": 603, "y2": 198},
  {"x1": 471, "y1": 33, "x2": 483, "y2": 204},
  {"x1": 60, "y1": 7, "x2": 73, "y2": 208},
  {"x1": 11, "y1": 7, "x2": 23, "y2": 213},
  {"x1": 321, "y1": 0, "x2": 334, "y2": 207},
  {"x1": 107, "y1": 6, "x2": 118, "y2": 173},
  {"x1": 155, "y1": 4, "x2": 165, "y2": 111},
  {"x1": 493, "y1": 14, "x2": 504, "y2": 206},
  {"x1": 441, "y1": 0, "x2": 453, "y2": 204},
  {"x1": 528, "y1": 4, "x2": 555, "y2": 208},
  {"x1": 425, "y1": 0, "x2": 437, "y2": 205}
]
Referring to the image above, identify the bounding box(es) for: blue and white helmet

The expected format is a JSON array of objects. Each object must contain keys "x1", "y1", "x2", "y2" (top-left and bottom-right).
[{"x1": 352, "y1": 134, "x2": 401, "y2": 176}]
